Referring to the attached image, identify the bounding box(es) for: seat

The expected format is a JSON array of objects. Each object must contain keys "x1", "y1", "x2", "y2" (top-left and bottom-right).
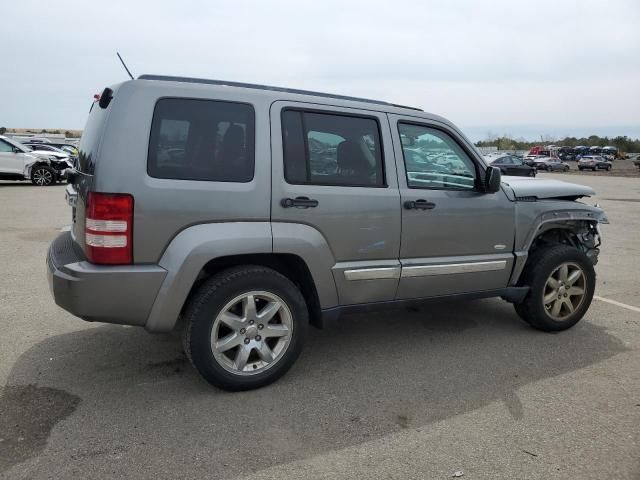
[
  {"x1": 336, "y1": 140, "x2": 373, "y2": 185},
  {"x1": 218, "y1": 125, "x2": 248, "y2": 181}
]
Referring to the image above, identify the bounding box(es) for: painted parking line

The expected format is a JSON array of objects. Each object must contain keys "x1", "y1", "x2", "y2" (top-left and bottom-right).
[{"x1": 594, "y1": 295, "x2": 640, "y2": 313}]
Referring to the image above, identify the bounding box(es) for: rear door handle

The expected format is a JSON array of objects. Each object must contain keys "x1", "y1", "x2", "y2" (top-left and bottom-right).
[
  {"x1": 281, "y1": 196, "x2": 319, "y2": 208},
  {"x1": 404, "y1": 199, "x2": 436, "y2": 210}
]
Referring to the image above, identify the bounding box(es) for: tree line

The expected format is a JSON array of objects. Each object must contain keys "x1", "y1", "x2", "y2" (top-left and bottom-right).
[{"x1": 475, "y1": 135, "x2": 640, "y2": 152}]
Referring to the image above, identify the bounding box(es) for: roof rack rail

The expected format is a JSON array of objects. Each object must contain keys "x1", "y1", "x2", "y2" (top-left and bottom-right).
[{"x1": 137, "y1": 74, "x2": 423, "y2": 111}]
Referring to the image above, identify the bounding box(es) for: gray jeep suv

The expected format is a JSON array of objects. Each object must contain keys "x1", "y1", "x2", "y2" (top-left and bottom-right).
[{"x1": 47, "y1": 75, "x2": 608, "y2": 391}]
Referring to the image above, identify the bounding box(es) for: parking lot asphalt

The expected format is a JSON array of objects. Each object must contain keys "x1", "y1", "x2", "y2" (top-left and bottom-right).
[{"x1": 0, "y1": 173, "x2": 638, "y2": 479}]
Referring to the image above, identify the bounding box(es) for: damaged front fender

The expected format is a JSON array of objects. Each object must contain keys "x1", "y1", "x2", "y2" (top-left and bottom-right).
[{"x1": 23, "y1": 156, "x2": 52, "y2": 179}]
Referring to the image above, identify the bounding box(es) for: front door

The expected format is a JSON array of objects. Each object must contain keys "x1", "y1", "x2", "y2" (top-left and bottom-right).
[
  {"x1": 0, "y1": 139, "x2": 25, "y2": 176},
  {"x1": 270, "y1": 102, "x2": 401, "y2": 306},
  {"x1": 388, "y1": 115, "x2": 516, "y2": 300}
]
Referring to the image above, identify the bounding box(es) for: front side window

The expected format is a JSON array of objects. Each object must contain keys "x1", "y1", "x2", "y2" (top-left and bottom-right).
[
  {"x1": 398, "y1": 123, "x2": 477, "y2": 190},
  {"x1": 0, "y1": 140, "x2": 14, "y2": 153},
  {"x1": 148, "y1": 98, "x2": 255, "y2": 182},
  {"x1": 282, "y1": 110, "x2": 384, "y2": 187}
]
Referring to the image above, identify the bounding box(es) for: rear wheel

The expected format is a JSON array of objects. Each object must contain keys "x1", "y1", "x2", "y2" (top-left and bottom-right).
[
  {"x1": 30, "y1": 166, "x2": 55, "y2": 186},
  {"x1": 513, "y1": 245, "x2": 595, "y2": 331},
  {"x1": 606, "y1": 165, "x2": 612, "y2": 171},
  {"x1": 183, "y1": 266, "x2": 308, "y2": 391},
  {"x1": 563, "y1": 165, "x2": 569, "y2": 172},
  {"x1": 592, "y1": 167, "x2": 597, "y2": 171}
]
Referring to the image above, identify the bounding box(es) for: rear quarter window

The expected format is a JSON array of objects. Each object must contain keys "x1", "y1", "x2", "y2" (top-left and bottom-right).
[{"x1": 147, "y1": 98, "x2": 255, "y2": 182}]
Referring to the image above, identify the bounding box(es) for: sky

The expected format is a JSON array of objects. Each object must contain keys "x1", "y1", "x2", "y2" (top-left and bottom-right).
[{"x1": 1, "y1": 0, "x2": 639, "y2": 141}]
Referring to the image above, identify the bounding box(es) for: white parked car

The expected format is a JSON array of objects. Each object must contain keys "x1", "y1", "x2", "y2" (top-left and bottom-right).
[{"x1": 0, "y1": 135, "x2": 72, "y2": 185}]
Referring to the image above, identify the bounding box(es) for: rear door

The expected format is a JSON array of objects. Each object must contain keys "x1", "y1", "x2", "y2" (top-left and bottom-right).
[
  {"x1": 270, "y1": 101, "x2": 401, "y2": 306},
  {"x1": 389, "y1": 115, "x2": 516, "y2": 300}
]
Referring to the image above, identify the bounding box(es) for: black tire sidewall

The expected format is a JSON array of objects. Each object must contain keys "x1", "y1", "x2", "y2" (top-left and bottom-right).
[{"x1": 185, "y1": 266, "x2": 308, "y2": 391}]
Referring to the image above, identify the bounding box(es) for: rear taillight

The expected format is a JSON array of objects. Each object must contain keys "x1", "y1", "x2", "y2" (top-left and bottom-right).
[{"x1": 85, "y1": 192, "x2": 133, "y2": 264}]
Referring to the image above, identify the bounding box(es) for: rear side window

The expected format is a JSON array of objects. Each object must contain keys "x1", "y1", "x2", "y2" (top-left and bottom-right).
[
  {"x1": 282, "y1": 110, "x2": 385, "y2": 187},
  {"x1": 148, "y1": 98, "x2": 255, "y2": 182}
]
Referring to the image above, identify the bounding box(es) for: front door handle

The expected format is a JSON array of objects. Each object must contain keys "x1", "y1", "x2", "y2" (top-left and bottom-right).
[
  {"x1": 404, "y1": 199, "x2": 436, "y2": 210},
  {"x1": 281, "y1": 196, "x2": 319, "y2": 208}
]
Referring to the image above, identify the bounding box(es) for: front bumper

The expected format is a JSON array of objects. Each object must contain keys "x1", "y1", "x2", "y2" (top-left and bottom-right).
[{"x1": 47, "y1": 231, "x2": 167, "y2": 327}]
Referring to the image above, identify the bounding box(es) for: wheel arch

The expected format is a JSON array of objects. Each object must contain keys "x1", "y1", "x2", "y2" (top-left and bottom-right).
[
  {"x1": 186, "y1": 253, "x2": 322, "y2": 329},
  {"x1": 145, "y1": 222, "x2": 335, "y2": 332},
  {"x1": 510, "y1": 211, "x2": 604, "y2": 286}
]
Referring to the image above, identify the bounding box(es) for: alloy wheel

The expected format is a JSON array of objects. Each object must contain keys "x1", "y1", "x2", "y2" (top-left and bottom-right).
[
  {"x1": 542, "y1": 262, "x2": 586, "y2": 321},
  {"x1": 211, "y1": 291, "x2": 293, "y2": 375},
  {"x1": 33, "y1": 168, "x2": 53, "y2": 186}
]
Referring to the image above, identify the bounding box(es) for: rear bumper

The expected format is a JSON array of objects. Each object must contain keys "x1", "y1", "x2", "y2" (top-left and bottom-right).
[{"x1": 47, "y1": 231, "x2": 167, "y2": 327}]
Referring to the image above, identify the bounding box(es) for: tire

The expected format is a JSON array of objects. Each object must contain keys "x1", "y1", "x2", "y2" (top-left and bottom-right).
[
  {"x1": 513, "y1": 244, "x2": 595, "y2": 332},
  {"x1": 528, "y1": 169, "x2": 536, "y2": 177},
  {"x1": 30, "y1": 165, "x2": 55, "y2": 186},
  {"x1": 607, "y1": 165, "x2": 612, "y2": 171},
  {"x1": 592, "y1": 167, "x2": 596, "y2": 171},
  {"x1": 563, "y1": 166, "x2": 569, "y2": 172},
  {"x1": 183, "y1": 265, "x2": 308, "y2": 391}
]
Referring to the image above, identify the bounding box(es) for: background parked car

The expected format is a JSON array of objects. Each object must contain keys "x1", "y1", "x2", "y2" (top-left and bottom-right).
[
  {"x1": 589, "y1": 146, "x2": 603, "y2": 155},
  {"x1": 0, "y1": 135, "x2": 61, "y2": 185},
  {"x1": 485, "y1": 155, "x2": 536, "y2": 177},
  {"x1": 523, "y1": 154, "x2": 546, "y2": 167},
  {"x1": 532, "y1": 157, "x2": 571, "y2": 172},
  {"x1": 18, "y1": 141, "x2": 74, "y2": 181},
  {"x1": 558, "y1": 147, "x2": 577, "y2": 161},
  {"x1": 47, "y1": 143, "x2": 79, "y2": 157},
  {"x1": 573, "y1": 146, "x2": 590, "y2": 159},
  {"x1": 23, "y1": 143, "x2": 73, "y2": 160},
  {"x1": 578, "y1": 155, "x2": 612, "y2": 171}
]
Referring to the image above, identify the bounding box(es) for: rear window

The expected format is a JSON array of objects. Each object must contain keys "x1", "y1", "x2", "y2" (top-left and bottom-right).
[
  {"x1": 78, "y1": 102, "x2": 109, "y2": 173},
  {"x1": 148, "y1": 98, "x2": 255, "y2": 182}
]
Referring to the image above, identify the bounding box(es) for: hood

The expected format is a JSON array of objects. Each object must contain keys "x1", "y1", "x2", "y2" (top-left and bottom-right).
[
  {"x1": 32, "y1": 151, "x2": 69, "y2": 160},
  {"x1": 501, "y1": 176, "x2": 594, "y2": 200}
]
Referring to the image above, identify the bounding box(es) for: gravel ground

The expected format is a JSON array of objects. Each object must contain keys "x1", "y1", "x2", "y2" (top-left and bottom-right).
[{"x1": 0, "y1": 174, "x2": 638, "y2": 480}]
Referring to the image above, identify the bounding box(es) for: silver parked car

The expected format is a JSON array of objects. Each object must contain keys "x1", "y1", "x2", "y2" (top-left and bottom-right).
[
  {"x1": 47, "y1": 75, "x2": 608, "y2": 391},
  {"x1": 578, "y1": 155, "x2": 612, "y2": 171},
  {"x1": 531, "y1": 156, "x2": 571, "y2": 172}
]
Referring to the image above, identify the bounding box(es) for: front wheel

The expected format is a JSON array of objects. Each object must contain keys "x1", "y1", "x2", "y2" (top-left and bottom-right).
[
  {"x1": 30, "y1": 166, "x2": 55, "y2": 186},
  {"x1": 183, "y1": 266, "x2": 308, "y2": 391},
  {"x1": 563, "y1": 166, "x2": 570, "y2": 172},
  {"x1": 514, "y1": 245, "x2": 595, "y2": 331},
  {"x1": 528, "y1": 169, "x2": 536, "y2": 177}
]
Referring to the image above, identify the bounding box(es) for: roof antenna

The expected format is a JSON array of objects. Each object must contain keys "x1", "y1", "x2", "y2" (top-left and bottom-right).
[{"x1": 117, "y1": 52, "x2": 134, "y2": 80}]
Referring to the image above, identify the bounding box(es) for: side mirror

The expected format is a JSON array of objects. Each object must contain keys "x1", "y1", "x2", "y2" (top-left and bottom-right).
[
  {"x1": 12, "y1": 147, "x2": 20, "y2": 154},
  {"x1": 484, "y1": 166, "x2": 501, "y2": 193}
]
